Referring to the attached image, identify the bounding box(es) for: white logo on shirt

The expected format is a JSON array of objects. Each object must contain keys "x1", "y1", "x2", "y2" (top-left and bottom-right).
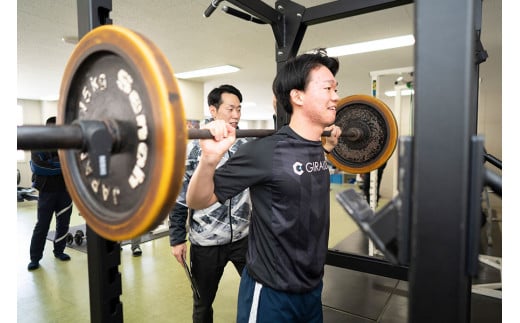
[
  {"x1": 293, "y1": 162, "x2": 304, "y2": 175},
  {"x1": 292, "y1": 160, "x2": 329, "y2": 176}
]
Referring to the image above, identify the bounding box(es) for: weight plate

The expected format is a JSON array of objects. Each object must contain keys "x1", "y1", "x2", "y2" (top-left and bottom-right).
[
  {"x1": 74, "y1": 231, "x2": 84, "y2": 245},
  {"x1": 327, "y1": 94, "x2": 398, "y2": 174},
  {"x1": 66, "y1": 233, "x2": 74, "y2": 245},
  {"x1": 58, "y1": 25, "x2": 187, "y2": 241}
]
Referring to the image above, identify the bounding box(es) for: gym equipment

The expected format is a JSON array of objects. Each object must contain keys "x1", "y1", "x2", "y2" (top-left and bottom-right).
[
  {"x1": 327, "y1": 94, "x2": 397, "y2": 174},
  {"x1": 66, "y1": 232, "x2": 74, "y2": 245},
  {"x1": 65, "y1": 230, "x2": 86, "y2": 246},
  {"x1": 74, "y1": 230, "x2": 85, "y2": 245},
  {"x1": 17, "y1": 169, "x2": 38, "y2": 202},
  {"x1": 16, "y1": 25, "x2": 398, "y2": 242},
  {"x1": 17, "y1": 187, "x2": 38, "y2": 202}
]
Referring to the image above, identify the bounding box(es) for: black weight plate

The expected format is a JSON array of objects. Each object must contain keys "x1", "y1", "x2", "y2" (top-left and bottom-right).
[
  {"x1": 74, "y1": 231, "x2": 84, "y2": 245},
  {"x1": 327, "y1": 94, "x2": 398, "y2": 174},
  {"x1": 66, "y1": 233, "x2": 74, "y2": 245},
  {"x1": 58, "y1": 25, "x2": 187, "y2": 241}
]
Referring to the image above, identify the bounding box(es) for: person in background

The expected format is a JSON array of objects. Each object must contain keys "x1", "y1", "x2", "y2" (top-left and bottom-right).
[
  {"x1": 186, "y1": 50, "x2": 341, "y2": 322},
  {"x1": 27, "y1": 116, "x2": 73, "y2": 271},
  {"x1": 361, "y1": 163, "x2": 387, "y2": 205},
  {"x1": 169, "y1": 84, "x2": 251, "y2": 323}
]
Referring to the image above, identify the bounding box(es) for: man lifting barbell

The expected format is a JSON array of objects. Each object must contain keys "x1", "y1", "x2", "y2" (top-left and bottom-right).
[
  {"x1": 186, "y1": 50, "x2": 342, "y2": 323},
  {"x1": 14, "y1": 24, "x2": 401, "y2": 323},
  {"x1": 16, "y1": 25, "x2": 397, "y2": 244}
]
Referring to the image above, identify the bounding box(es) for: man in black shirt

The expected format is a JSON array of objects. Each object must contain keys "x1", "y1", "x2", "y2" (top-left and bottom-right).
[{"x1": 186, "y1": 51, "x2": 342, "y2": 322}]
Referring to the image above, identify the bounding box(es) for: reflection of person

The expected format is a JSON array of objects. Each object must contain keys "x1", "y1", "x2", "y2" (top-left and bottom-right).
[
  {"x1": 362, "y1": 163, "x2": 386, "y2": 204},
  {"x1": 169, "y1": 84, "x2": 251, "y2": 323},
  {"x1": 186, "y1": 50, "x2": 341, "y2": 322},
  {"x1": 27, "y1": 116, "x2": 73, "y2": 271}
]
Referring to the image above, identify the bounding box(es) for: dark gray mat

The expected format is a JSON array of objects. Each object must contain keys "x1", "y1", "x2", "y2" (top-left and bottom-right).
[
  {"x1": 323, "y1": 223, "x2": 502, "y2": 323},
  {"x1": 46, "y1": 223, "x2": 169, "y2": 253}
]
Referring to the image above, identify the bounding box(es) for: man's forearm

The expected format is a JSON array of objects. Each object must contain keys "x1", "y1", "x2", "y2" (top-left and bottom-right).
[{"x1": 186, "y1": 156, "x2": 219, "y2": 209}]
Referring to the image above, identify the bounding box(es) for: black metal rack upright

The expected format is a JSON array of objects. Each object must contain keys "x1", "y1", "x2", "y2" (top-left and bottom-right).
[
  {"x1": 410, "y1": 1, "x2": 480, "y2": 321},
  {"x1": 76, "y1": 1, "x2": 124, "y2": 323}
]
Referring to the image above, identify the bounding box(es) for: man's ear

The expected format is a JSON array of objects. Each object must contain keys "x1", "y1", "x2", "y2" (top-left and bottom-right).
[
  {"x1": 208, "y1": 105, "x2": 217, "y2": 118},
  {"x1": 290, "y1": 89, "x2": 303, "y2": 106}
]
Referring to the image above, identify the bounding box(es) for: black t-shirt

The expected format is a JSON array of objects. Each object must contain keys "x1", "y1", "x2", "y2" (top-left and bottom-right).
[{"x1": 214, "y1": 126, "x2": 331, "y2": 293}]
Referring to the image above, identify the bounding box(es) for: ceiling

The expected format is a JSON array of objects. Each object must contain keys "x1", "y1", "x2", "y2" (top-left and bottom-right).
[{"x1": 17, "y1": 0, "x2": 501, "y2": 120}]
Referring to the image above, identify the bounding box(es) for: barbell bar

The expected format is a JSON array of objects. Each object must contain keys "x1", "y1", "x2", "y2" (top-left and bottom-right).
[
  {"x1": 16, "y1": 25, "x2": 398, "y2": 241},
  {"x1": 17, "y1": 126, "x2": 354, "y2": 152},
  {"x1": 17, "y1": 126, "x2": 332, "y2": 152}
]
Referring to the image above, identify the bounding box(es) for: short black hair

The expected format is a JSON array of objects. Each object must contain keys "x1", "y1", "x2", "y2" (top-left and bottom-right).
[
  {"x1": 46, "y1": 116, "x2": 56, "y2": 125},
  {"x1": 207, "y1": 84, "x2": 243, "y2": 108},
  {"x1": 272, "y1": 50, "x2": 339, "y2": 115}
]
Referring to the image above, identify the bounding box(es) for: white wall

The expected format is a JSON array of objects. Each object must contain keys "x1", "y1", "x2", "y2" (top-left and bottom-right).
[{"x1": 177, "y1": 79, "x2": 204, "y2": 121}]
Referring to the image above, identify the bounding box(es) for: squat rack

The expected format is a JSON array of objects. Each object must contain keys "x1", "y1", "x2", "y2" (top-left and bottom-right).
[{"x1": 77, "y1": 0, "x2": 491, "y2": 322}]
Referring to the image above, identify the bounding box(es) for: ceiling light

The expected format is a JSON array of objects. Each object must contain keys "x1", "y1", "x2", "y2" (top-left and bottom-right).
[
  {"x1": 174, "y1": 65, "x2": 240, "y2": 79},
  {"x1": 385, "y1": 89, "x2": 414, "y2": 97},
  {"x1": 325, "y1": 35, "x2": 415, "y2": 57},
  {"x1": 61, "y1": 36, "x2": 78, "y2": 44}
]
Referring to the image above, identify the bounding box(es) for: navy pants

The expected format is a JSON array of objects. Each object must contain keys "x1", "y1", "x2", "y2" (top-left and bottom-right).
[
  {"x1": 190, "y1": 237, "x2": 248, "y2": 323},
  {"x1": 237, "y1": 267, "x2": 323, "y2": 323},
  {"x1": 29, "y1": 191, "x2": 73, "y2": 262}
]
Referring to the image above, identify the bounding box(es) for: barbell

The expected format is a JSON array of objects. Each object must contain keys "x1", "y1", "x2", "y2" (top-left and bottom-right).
[{"x1": 17, "y1": 25, "x2": 398, "y2": 241}]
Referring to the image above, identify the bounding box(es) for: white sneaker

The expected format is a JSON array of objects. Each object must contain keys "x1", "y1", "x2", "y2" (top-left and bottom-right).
[{"x1": 132, "y1": 246, "x2": 142, "y2": 257}]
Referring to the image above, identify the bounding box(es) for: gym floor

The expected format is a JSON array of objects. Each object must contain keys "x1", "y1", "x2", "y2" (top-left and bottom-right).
[{"x1": 16, "y1": 183, "x2": 502, "y2": 322}]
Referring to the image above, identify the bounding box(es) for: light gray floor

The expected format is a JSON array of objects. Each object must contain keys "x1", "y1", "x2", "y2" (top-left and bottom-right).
[
  {"x1": 15, "y1": 183, "x2": 361, "y2": 322},
  {"x1": 15, "y1": 182, "x2": 502, "y2": 322}
]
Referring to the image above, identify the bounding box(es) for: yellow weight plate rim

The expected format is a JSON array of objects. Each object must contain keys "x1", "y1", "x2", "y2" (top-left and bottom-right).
[
  {"x1": 326, "y1": 94, "x2": 398, "y2": 174},
  {"x1": 58, "y1": 25, "x2": 187, "y2": 241}
]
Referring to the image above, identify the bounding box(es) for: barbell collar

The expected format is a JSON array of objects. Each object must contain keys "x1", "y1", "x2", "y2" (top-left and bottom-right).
[
  {"x1": 345, "y1": 128, "x2": 363, "y2": 141},
  {"x1": 75, "y1": 120, "x2": 115, "y2": 177}
]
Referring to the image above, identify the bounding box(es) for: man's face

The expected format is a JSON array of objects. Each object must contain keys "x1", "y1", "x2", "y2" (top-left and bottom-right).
[
  {"x1": 302, "y1": 65, "x2": 339, "y2": 126},
  {"x1": 209, "y1": 92, "x2": 242, "y2": 128}
]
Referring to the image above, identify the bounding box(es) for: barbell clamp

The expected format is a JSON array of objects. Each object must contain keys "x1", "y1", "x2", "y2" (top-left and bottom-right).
[{"x1": 74, "y1": 120, "x2": 115, "y2": 178}]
